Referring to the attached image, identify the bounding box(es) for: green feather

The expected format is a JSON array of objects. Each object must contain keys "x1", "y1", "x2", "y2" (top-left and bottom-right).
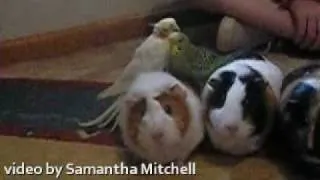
[
  {"x1": 168, "y1": 43, "x2": 221, "y2": 91},
  {"x1": 167, "y1": 32, "x2": 260, "y2": 92}
]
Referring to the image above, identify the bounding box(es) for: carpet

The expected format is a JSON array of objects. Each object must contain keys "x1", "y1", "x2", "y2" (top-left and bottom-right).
[{"x1": 0, "y1": 78, "x2": 309, "y2": 180}]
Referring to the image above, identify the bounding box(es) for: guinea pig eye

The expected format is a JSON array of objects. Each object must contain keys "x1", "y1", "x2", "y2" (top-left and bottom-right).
[{"x1": 164, "y1": 104, "x2": 173, "y2": 115}]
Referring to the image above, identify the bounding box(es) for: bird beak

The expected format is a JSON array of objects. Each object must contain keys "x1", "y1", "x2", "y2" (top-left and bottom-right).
[{"x1": 175, "y1": 27, "x2": 181, "y2": 32}]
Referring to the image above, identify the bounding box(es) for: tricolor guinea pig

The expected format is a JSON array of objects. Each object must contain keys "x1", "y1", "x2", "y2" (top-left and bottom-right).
[
  {"x1": 201, "y1": 54, "x2": 283, "y2": 156},
  {"x1": 119, "y1": 71, "x2": 204, "y2": 164},
  {"x1": 280, "y1": 64, "x2": 320, "y2": 172}
]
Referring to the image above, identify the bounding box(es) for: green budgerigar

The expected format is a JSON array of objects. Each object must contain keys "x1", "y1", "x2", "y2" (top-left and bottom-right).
[
  {"x1": 167, "y1": 32, "x2": 262, "y2": 92},
  {"x1": 167, "y1": 32, "x2": 226, "y2": 92}
]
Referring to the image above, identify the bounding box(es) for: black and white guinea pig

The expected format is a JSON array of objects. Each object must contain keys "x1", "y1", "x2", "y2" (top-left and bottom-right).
[
  {"x1": 201, "y1": 54, "x2": 283, "y2": 156},
  {"x1": 119, "y1": 71, "x2": 204, "y2": 164},
  {"x1": 280, "y1": 64, "x2": 320, "y2": 171}
]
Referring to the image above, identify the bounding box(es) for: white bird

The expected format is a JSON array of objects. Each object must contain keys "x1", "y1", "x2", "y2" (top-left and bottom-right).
[{"x1": 77, "y1": 17, "x2": 181, "y2": 135}]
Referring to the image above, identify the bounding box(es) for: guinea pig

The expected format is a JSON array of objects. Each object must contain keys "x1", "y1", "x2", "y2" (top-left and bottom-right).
[
  {"x1": 201, "y1": 54, "x2": 283, "y2": 156},
  {"x1": 280, "y1": 64, "x2": 320, "y2": 172},
  {"x1": 119, "y1": 71, "x2": 204, "y2": 164}
]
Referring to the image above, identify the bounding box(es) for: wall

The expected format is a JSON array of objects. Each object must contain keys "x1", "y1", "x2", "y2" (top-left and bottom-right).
[{"x1": 0, "y1": 0, "x2": 180, "y2": 40}]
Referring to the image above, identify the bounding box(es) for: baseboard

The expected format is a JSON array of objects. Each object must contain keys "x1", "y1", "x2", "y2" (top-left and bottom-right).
[
  {"x1": 0, "y1": 14, "x2": 150, "y2": 67},
  {"x1": 0, "y1": 7, "x2": 221, "y2": 67}
]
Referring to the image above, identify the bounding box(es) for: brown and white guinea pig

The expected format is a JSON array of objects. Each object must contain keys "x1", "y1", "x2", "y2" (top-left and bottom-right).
[
  {"x1": 280, "y1": 64, "x2": 320, "y2": 173},
  {"x1": 201, "y1": 54, "x2": 283, "y2": 156},
  {"x1": 118, "y1": 71, "x2": 204, "y2": 164}
]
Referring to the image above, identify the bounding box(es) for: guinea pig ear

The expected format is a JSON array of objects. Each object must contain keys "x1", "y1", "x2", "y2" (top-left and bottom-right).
[
  {"x1": 169, "y1": 84, "x2": 187, "y2": 99},
  {"x1": 125, "y1": 96, "x2": 142, "y2": 109},
  {"x1": 125, "y1": 97, "x2": 147, "y2": 115}
]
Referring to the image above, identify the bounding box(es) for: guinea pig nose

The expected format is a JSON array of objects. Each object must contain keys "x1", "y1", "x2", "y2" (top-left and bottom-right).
[
  {"x1": 152, "y1": 132, "x2": 164, "y2": 141},
  {"x1": 225, "y1": 125, "x2": 239, "y2": 134}
]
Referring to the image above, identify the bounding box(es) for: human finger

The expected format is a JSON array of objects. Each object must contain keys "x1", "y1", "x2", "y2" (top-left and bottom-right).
[
  {"x1": 294, "y1": 14, "x2": 308, "y2": 45},
  {"x1": 300, "y1": 16, "x2": 317, "y2": 49},
  {"x1": 311, "y1": 16, "x2": 320, "y2": 50}
]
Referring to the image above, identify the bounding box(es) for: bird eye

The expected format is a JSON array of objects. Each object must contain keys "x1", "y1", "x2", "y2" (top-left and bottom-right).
[{"x1": 164, "y1": 105, "x2": 173, "y2": 115}]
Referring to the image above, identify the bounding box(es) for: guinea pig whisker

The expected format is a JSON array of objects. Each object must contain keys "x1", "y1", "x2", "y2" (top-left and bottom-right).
[
  {"x1": 288, "y1": 99, "x2": 298, "y2": 104},
  {"x1": 253, "y1": 77, "x2": 264, "y2": 83},
  {"x1": 307, "y1": 124, "x2": 315, "y2": 150},
  {"x1": 225, "y1": 125, "x2": 239, "y2": 134},
  {"x1": 302, "y1": 154, "x2": 320, "y2": 164}
]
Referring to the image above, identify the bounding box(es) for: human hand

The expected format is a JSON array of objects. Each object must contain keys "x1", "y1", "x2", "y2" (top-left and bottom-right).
[{"x1": 289, "y1": 0, "x2": 320, "y2": 50}]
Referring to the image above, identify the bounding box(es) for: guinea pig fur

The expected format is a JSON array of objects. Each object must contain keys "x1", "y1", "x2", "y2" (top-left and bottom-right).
[
  {"x1": 118, "y1": 71, "x2": 204, "y2": 164},
  {"x1": 280, "y1": 64, "x2": 320, "y2": 168},
  {"x1": 201, "y1": 56, "x2": 283, "y2": 156}
]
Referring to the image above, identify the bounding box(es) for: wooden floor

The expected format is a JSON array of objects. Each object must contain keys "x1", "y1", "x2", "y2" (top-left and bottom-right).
[
  {"x1": 0, "y1": 38, "x2": 315, "y2": 84},
  {"x1": 0, "y1": 38, "x2": 144, "y2": 83}
]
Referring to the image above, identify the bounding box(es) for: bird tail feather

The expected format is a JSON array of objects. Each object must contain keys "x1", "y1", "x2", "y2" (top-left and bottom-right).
[
  {"x1": 97, "y1": 86, "x2": 119, "y2": 100},
  {"x1": 78, "y1": 97, "x2": 120, "y2": 128},
  {"x1": 98, "y1": 106, "x2": 120, "y2": 131}
]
